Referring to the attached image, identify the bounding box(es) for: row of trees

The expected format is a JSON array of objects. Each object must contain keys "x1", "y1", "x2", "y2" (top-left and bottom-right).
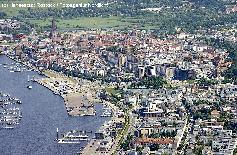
[
  {"x1": 197, "y1": 77, "x2": 218, "y2": 87},
  {"x1": 193, "y1": 100, "x2": 211, "y2": 106},
  {"x1": 0, "y1": 12, "x2": 6, "y2": 18},
  {"x1": 130, "y1": 76, "x2": 167, "y2": 89},
  {"x1": 192, "y1": 108, "x2": 211, "y2": 120},
  {"x1": 148, "y1": 130, "x2": 177, "y2": 138}
]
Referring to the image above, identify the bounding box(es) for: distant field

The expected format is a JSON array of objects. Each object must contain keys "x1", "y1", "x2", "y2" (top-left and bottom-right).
[
  {"x1": 28, "y1": 16, "x2": 133, "y2": 30},
  {"x1": 0, "y1": 0, "x2": 93, "y2": 16},
  {"x1": 29, "y1": 17, "x2": 158, "y2": 31}
]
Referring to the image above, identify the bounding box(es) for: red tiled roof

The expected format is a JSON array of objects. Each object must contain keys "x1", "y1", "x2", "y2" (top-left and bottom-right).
[{"x1": 135, "y1": 138, "x2": 174, "y2": 145}]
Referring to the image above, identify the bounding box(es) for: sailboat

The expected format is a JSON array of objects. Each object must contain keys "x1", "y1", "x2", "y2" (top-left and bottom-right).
[
  {"x1": 27, "y1": 75, "x2": 32, "y2": 89},
  {"x1": 27, "y1": 75, "x2": 30, "y2": 82}
]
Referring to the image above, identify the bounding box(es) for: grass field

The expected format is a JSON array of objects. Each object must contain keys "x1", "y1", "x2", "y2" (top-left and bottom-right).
[
  {"x1": 28, "y1": 16, "x2": 133, "y2": 30},
  {"x1": 28, "y1": 16, "x2": 158, "y2": 31}
]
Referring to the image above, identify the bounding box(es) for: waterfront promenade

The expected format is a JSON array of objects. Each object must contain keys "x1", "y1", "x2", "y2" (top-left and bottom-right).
[{"x1": 36, "y1": 70, "x2": 102, "y2": 116}]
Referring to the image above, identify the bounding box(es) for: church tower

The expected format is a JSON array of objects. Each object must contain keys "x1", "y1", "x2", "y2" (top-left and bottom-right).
[{"x1": 50, "y1": 18, "x2": 57, "y2": 41}]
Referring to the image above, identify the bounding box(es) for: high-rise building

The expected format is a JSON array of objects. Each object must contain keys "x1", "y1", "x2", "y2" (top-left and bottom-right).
[
  {"x1": 166, "y1": 67, "x2": 176, "y2": 79},
  {"x1": 118, "y1": 54, "x2": 126, "y2": 68},
  {"x1": 147, "y1": 65, "x2": 156, "y2": 76},
  {"x1": 138, "y1": 65, "x2": 145, "y2": 78}
]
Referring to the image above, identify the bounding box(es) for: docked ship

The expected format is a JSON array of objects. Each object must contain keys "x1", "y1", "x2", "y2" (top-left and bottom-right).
[
  {"x1": 57, "y1": 129, "x2": 89, "y2": 144},
  {"x1": 66, "y1": 133, "x2": 89, "y2": 141}
]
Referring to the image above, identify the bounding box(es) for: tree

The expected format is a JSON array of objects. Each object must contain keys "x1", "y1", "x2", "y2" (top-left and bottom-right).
[
  {"x1": 132, "y1": 76, "x2": 167, "y2": 89},
  {"x1": 150, "y1": 143, "x2": 159, "y2": 151}
]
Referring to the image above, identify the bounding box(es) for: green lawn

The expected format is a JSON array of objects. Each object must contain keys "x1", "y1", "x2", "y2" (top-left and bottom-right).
[
  {"x1": 29, "y1": 16, "x2": 132, "y2": 30},
  {"x1": 58, "y1": 17, "x2": 130, "y2": 29},
  {"x1": 105, "y1": 87, "x2": 120, "y2": 96}
]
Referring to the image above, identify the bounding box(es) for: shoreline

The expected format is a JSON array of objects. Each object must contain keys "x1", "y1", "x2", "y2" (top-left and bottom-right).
[
  {"x1": 36, "y1": 70, "x2": 97, "y2": 116},
  {"x1": 6, "y1": 55, "x2": 46, "y2": 77}
]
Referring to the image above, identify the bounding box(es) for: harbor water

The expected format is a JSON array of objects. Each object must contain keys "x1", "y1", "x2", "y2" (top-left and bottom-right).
[{"x1": 0, "y1": 55, "x2": 108, "y2": 155}]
